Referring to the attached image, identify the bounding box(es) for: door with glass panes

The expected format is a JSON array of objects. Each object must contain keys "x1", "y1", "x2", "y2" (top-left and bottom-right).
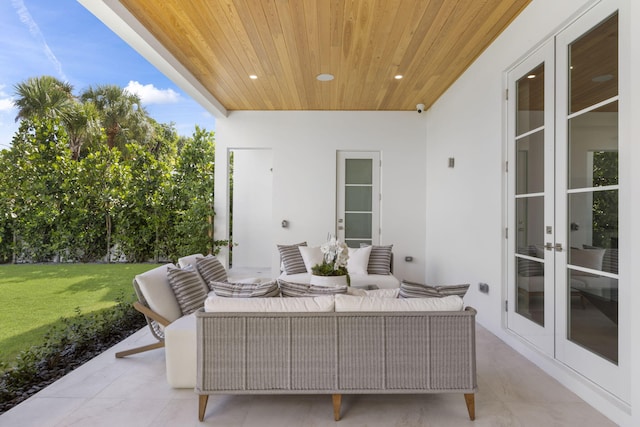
[
  {"x1": 507, "y1": 2, "x2": 624, "y2": 400},
  {"x1": 336, "y1": 151, "x2": 380, "y2": 248}
]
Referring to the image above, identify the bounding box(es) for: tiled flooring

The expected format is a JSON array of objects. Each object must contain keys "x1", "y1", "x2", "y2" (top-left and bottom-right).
[{"x1": 0, "y1": 325, "x2": 616, "y2": 427}]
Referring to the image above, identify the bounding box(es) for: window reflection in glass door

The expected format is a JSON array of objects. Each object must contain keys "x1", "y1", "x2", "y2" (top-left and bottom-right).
[{"x1": 566, "y1": 13, "x2": 618, "y2": 364}]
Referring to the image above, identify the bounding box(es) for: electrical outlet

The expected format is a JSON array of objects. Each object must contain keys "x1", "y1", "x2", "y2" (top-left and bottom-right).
[{"x1": 479, "y1": 282, "x2": 489, "y2": 293}]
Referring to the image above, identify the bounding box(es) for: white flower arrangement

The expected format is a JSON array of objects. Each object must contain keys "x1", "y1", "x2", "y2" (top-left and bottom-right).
[{"x1": 312, "y1": 234, "x2": 349, "y2": 277}]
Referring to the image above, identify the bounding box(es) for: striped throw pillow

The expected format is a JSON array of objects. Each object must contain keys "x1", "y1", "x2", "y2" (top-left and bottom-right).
[
  {"x1": 399, "y1": 280, "x2": 470, "y2": 299},
  {"x1": 360, "y1": 244, "x2": 393, "y2": 275},
  {"x1": 277, "y1": 279, "x2": 347, "y2": 297},
  {"x1": 277, "y1": 242, "x2": 308, "y2": 274},
  {"x1": 517, "y1": 246, "x2": 543, "y2": 277},
  {"x1": 210, "y1": 280, "x2": 280, "y2": 298},
  {"x1": 195, "y1": 255, "x2": 227, "y2": 290},
  {"x1": 167, "y1": 264, "x2": 208, "y2": 315}
]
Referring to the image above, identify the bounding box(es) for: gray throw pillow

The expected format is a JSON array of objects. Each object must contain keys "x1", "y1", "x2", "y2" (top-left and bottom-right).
[
  {"x1": 360, "y1": 244, "x2": 393, "y2": 275},
  {"x1": 210, "y1": 280, "x2": 280, "y2": 298},
  {"x1": 195, "y1": 255, "x2": 227, "y2": 290},
  {"x1": 277, "y1": 242, "x2": 308, "y2": 274},
  {"x1": 167, "y1": 264, "x2": 208, "y2": 315},
  {"x1": 399, "y1": 280, "x2": 470, "y2": 299},
  {"x1": 277, "y1": 279, "x2": 347, "y2": 297}
]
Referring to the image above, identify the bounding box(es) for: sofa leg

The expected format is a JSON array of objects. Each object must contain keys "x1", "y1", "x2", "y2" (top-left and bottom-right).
[
  {"x1": 198, "y1": 395, "x2": 209, "y2": 421},
  {"x1": 115, "y1": 341, "x2": 164, "y2": 358},
  {"x1": 464, "y1": 393, "x2": 475, "y2": 420},
  {"x1": 332, "y1": 394, "x2": 342, "y2": 421}
]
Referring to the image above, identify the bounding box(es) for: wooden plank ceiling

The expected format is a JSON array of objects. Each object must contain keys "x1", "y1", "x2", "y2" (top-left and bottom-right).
[{"x1": 119, "y1": 0, "x2": 531, "y2": 112}]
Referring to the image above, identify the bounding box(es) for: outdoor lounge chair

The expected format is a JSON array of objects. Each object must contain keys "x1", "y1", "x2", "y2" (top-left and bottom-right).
[{"x1": 115, "y1": 263, "x2": 180, "y2": 358}]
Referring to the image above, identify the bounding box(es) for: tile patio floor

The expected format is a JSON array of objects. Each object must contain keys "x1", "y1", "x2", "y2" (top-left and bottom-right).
[{"x1": 0, "y1": 324, "x2": 616, "y2": 427}]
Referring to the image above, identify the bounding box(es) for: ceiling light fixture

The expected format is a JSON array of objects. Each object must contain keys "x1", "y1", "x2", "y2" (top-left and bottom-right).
[
  {"x1": 394, "y1": 75, "x2": 403, "y2": 80},
  {"x1": 316, "y1": 73, "x2": 334, "y2": 81},
  {"x1": 249, "y1": 75, "x2": 258, "y2": 80}
]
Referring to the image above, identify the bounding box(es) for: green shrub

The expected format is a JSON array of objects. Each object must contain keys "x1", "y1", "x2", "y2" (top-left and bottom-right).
[{"x1": 0, "y1": 292, "x2": 145, "y2": 413}]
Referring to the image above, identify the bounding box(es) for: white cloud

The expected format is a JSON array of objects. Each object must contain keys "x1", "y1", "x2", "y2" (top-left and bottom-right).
[
  {"x1": 11, "y1": 0, "x2": 67, "y2": 82},
  {"x1": 0, "y1": 98, "x2": 15, "y2": 112},
  {"x1": 0, "y1": 85, "x2": 15, "y2": 112},
  {"x1": 124, "y1": 81, "x2": 181, "y2": 105}
]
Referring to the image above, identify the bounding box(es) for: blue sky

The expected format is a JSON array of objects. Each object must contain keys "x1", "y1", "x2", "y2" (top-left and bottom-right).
[{"x1": 0, "y1": 0, "x2": 214, "y2": 150}]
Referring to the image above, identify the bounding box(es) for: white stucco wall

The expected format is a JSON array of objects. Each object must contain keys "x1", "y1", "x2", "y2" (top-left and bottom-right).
[
  {"x1": 214, "y1": 111, "x2": 427, "y2": 282},
  {"x1": 425, "y1": 0, "x2": 639, "y2": 425}
]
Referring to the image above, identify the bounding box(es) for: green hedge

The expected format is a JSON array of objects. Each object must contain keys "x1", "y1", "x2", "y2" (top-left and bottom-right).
[{"x1": 0, "y1": 294, "x2": 145, "y2": 413}]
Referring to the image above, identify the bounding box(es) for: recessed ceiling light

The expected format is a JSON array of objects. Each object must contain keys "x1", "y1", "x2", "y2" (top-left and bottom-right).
[
  {"x1": 316, "y1": 73, "x2": 334, "y2": 81},
  {"x1": 527, "y1": 74, "x2": 536, "y2": 79},
  {"x1": 249, "y1": 74, "x2": 258, "y2": 80},
  {"x1": 394, "y1": 75, "x2": 403, "y2": 80}
]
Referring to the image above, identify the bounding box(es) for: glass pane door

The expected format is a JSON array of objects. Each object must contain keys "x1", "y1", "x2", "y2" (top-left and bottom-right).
[
  {"x1": 507, "y1": 1, "x2": 625, "y2": 401},
  {"x1": 507, "y1": 42, "x2": 555, "y2": 356},
  {"x1": 515, "y1": 63, "x2": 546, "y2": 326},
  {"x1": 555, "y1": 9, "x2": 624, "y2": 399},
  {"x1": 336, "y1": 152, "x2": 380, "y2": 248}
]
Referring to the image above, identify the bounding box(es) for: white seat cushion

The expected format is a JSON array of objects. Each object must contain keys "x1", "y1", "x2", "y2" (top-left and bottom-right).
[
  {"x1": 164, "y1": 313, "x2": 197, "y2": 388},
  {"x1": 135, "y1": 264, "x2": 182, "y2": 323},
  {"x1": 335, "y1": 294, "x2": 463, "y2": 312},
  {"x1": 177, "y1": 253, "x2": 204, "y2": 268},
  {"x1": 205, "y1": 295, "x2": 335, "y2": 312}
]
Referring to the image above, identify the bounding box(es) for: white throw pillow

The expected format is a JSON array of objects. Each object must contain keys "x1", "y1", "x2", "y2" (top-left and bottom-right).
[
  {"x1": 298, "y1": 246, "x2": 324, "y2": 273},
  {"x1": 365, "y1": 288, "x2": 400, "y2": 298},
  {"x1": 347, "y1": 246, "x2": 372, "y2": 275},
  {"x1": 177, "y1": 253, "x2": 203, "y2": 268},
  {"x1": 570, "y1": 247, "x2": 605, "y2": 276},
  {"x1": 135, "y1": 264, "x2": 183, "y2": 323}
]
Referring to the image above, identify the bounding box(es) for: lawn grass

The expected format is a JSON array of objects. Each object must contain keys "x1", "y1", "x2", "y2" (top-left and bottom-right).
[{"x1": 0, "y1": 263, "x2": 160, "y2": 366}]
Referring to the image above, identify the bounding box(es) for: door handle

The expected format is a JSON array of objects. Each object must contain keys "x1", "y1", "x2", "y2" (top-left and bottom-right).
[
  {"x1": 554, "y1": 243, "x2": 563, "y2": 252},
  {"x1": 545, "y1": 242, "x2": 553, "y2": 251}
]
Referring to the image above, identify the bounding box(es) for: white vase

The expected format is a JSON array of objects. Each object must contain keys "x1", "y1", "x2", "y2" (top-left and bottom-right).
[{"x1": 310, "y1": 274, "x2": 348, "y2": 287}]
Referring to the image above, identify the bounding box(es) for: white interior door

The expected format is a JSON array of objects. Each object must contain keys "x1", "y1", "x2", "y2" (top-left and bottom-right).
[
  {"x1": 230, "y1": 149, "x2": 273, "y2": 269},
  {"x1": 336, "y1": 151, "x2": 380, "y2": 247}
]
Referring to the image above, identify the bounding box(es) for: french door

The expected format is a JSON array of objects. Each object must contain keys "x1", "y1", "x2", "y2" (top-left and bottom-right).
[
  {"x1": 506, "y1": 41, "x2": 556, "y2": 356},
  {"x1": 336, "y1": 151, "x2": 380, "y2": 248},
  {"x1": 507, "y1": 1, "x2": 625, "y2": 400}
]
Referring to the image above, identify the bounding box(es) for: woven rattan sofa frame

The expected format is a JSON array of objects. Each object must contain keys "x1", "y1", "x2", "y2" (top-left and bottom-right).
[{"x1": 196, "y1": 307, "x2": 477, "y2": 422}]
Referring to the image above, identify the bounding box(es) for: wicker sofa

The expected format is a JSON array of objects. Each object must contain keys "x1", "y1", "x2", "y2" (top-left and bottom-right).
[{"x1": 195, "y1": 301, "x2": 477, "y2": 422}]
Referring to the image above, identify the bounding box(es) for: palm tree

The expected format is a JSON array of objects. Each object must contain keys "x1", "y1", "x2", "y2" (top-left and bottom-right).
[
  {"x1": 64, "y1": 102, "x2": 100, "y2": 160},
  {"x1": 13, "y1": 76, "x2": 74, "y2": 122},
  {"x1": 80, "y1": 84, "x2": 149, "y2": 150}
]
